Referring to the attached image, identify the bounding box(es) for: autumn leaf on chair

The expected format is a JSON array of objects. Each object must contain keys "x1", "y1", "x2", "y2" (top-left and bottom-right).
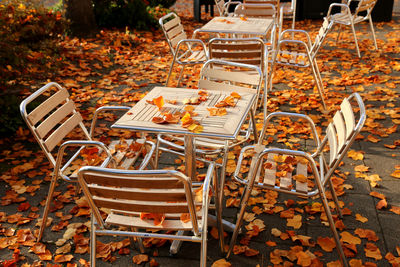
[{"x1": 140, "y1": 213, "x2": 166, "y2": 226}]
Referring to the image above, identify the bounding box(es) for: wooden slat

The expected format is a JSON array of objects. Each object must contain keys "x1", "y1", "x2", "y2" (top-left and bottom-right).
[
  {"x1": 279, "y1": 171, "x2": 292, "y2": 189},
  {"x1": 167, "y1": 24, "x2": 185, "y2": 39},
  {"x1": 28, "y1": 87, "x2": 69, "y2": 125},
  {"x1": 88, "y1": 185, "x2": 187, "y2": 202},
  {"x1": 163, "y1": 16, "x2": 181, "y2": 31},
  {"x1": 170, "y1": 32, "x2": 187, "y2": 48},
  {"x1": 263, "y1": 153, "x2": 276, "y2": 186},
  {"x1": 108, "y1": 139, "x2": 133, "y2": 164},
  {"x1": 198, "y1": 79, "x2": 256, "y2": 93},
  {"x1": 105, "y1": 213, "x2": 195, "y2": 230},
  {"x1": 210, "y1": 42, "x2": 262, "y2": 51},
  {"x1": 202, "y1": 67, "x2": 261, "y2": 85},
  {"x1": 327, "y1": 123, "x2": 338, "y2": 166},
  {"x1": 36, "y1": 101, "x2": 75, "y2": 139},
  {"x1": 211, "y1": 50, "x2": 262, "y2": 60},
  {"x1": 340, "y1": 98, "x2": 355, "y2": 139},
  {"x1": 333, "y1": 111, "x2": 346, "y2": 152},
  {"x1": 295, "y1": 162, "x2": 308, "y2": 193},
  {"x1": 119, "y1": 139, "x2": 146, "y2": 169},
  {"x1": 44, "y1": 112, "x2": 83, "y2": 152},
  {"x1": 93, "y1": 197, "x2": 190, "y2": 213},
  {"x1": 84, "y1": 173, "x2": 184, "y2": 189}
]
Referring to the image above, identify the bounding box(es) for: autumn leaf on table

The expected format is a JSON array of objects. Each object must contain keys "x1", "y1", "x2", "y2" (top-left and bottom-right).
[
  {"x1": 147, "y1": 96, "x2": 164, "y2": 110},
  {"x1": 207, "y1": 107, "x2": 227, "y2": 116}
]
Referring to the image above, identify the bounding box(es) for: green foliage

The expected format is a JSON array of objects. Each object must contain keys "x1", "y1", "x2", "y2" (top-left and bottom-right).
[
  {"x1": 93, "y1": 0, "x2": 156, "y2": 29},
  {"x1": 146, "y1": 5, "x2": 171, "y2": 24}
]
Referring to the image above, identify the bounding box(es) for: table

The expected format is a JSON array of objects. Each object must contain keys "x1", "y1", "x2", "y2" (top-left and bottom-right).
[
  {"x1": 113, "y1": 86, "x2": 257, "y2": 180},
  {"x1": 113, "y1": 86, "x2": 257, "y2": 253},
  {"x1": 195, "y1": 16, "x2": 274, "y2": 37}
]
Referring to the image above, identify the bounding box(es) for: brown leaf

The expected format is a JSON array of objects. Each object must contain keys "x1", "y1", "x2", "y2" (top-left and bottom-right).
[
  {"x1": 355, "y1": 213, "x2": 368, "y2": 223},
  {"x1": 340, "y1": 231, "x2": 361, "y2": 245},
  {"x1": 317, "y1": 237, "x2": 336, "y2": 252},
  {"x1": 376, "y1": 199, "x2": 388, "y2": 210},
  {"x1": 54, "y1": 254, "x2": 74, "y2": 263},
  {"x1": 132, "y1": 254, "x2": 149, "y2": 264},
  {"x1": 211, "y1": 258, "x2": 231, "y2": 267}
]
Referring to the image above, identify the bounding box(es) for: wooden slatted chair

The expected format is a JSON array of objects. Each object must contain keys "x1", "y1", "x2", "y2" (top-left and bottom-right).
[
  {"x1": 78, "y1": 162, "x2": 216, "y2": 267},
  {"x1": 326, "y1": 0, "x2": 378, "y2": 58},
  {"x1": 215, "y1": 0, "x2": 241, "y2": 17},
  {"x1": 226, "y1": 93, "x2": 366, "y2": 267},
  {"x1": 159, "y1": 12, "x2": 208, "y2": 87},
  {"x1": 233, "y1": 3, "x2": 278, "y2": 49},
  {"x1": 267, "y1": 18, "x2": 335, "y2": 111},
  {"x1": 19, "y1": 82, "x2": 155, "y2": 241},
  {"x1": 208, "y1": 37, "x2": 268, "y2": 116}
]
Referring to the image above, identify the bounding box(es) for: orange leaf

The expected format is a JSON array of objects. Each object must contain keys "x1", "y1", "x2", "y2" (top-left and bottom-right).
[
  {"x1": 340, "y1": 231, "x2": 361, "y2": 245},
  {"x1": 347, "y1": 150, "x2": 364, "y2": 160},
  {"x1": 207, "y1": 107, "x2": 227, "y2": 116},
  {"x1": 244, "y1": 248, "x2": 259, "y2": 257},
  {"x1": 317, "y1": 237, "x2": 336, "y2": 252},
  {"x1": 181, "y1": 112, "x2": 193, "y2": 127},
  {"x1": 391, "y1": 170, "x2": 400, "y2": 178},
  {"x1": 376, "y1": 199, "x2": 387, "y2": 210},
  {"x1": 153, "y1": 96, "x2": 164, "y2": 110},
  {"x1": 354, "y1": 228, "x2": 379, "y2": 241},
  {"x1": 132, "y1": 254, "x2": 149, "y2": 264},
  {"x1": 180, "y1": 213, "x2": 191, "y2": 223},
  {"x1": 355, "y1": 213, "x2": 368, "y2": 223},
  {"x1": 390, "y1": 206, "x2": 400, "y2": 215},
  {"x1": 230, "y1": 92, "x2": 241, "y2": 99},
  {"x1": 152, "y1": 116, "x2": 167, "y2": 124},
  {"x1": 365, "y1": 242, "x2": 382, "y2": 260},
  {"x1": 369, "y1": 191, "x2": 385, "y2": 200},
  {"x1": 54, "y1": 254, "x2": 74, "y2": 263},
  {"x1": 211, "y1": 258, "x2": 231, "y2": 267},
  {"x1": 296, "y1": 251, "x2": 311, "y2": 267},
  {"x1": 140, "y1": 213, "x2": 165, "y2": 226}
]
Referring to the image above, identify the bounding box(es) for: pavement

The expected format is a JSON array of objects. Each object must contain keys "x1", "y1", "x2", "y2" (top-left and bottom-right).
[{"x1": 0, "y1": 2, "x2": 399, "y2": 267}]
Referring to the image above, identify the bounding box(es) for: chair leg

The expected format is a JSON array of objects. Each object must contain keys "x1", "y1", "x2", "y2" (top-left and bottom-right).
[
  {"x1": 154, "y1": 134, "x2": 161, "y2": 169},
  {"x1": 309, "y1": 61, "x2": 327, "y2": 110},
  {"x1": 349, "y1": 23, "x2": 361, "y2": 58},
  {"x1": 336, "y1": 24, "x2": 342, "y2": 42},
  {"x1": 328, "y1": 179, "x2": 343, "y2": 218},
  {"x1": 131, "y1": 227, "x2": 145, "y2": 253},
  {"x1": 368, "y1": 16, "x2": 378, "y2": 50},
  {"x1": 90, "y1": 214, "x2": 96, "y2": 267},
  {"x1": 319, "y1": 190, "x2": 348, "y2": 267},
  {"x1": 166, "y1": 60, "x2": 176, "y2": 86},
  {"x1": 226, "y1": 181, "x2": 253, "y2": 259},
  {"x1": 37, "y1": 175, "x2": 58, "y2": 241},
  {"x1": 213, "y1": 167, "x2": 225, "y2": 254},
  {"x1": 200, "y1": 216, "x2": 208, "y2": 267},
  {"x1": 176, "y1": 65, "x2": 186, "y2": 88}
]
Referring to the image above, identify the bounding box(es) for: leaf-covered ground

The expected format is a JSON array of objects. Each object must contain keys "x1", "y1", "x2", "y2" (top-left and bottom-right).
[{"x1": 0, "y1": 2, "x2": 400, "y2": 266}]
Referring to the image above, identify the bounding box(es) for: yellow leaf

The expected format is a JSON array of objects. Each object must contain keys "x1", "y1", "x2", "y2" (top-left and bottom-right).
[
  {"x1": 347, "y1": 150, "x2": 364, "y2": 160},
  {"x1": 391, "y1": 170, "x2": 400, "y2": 178},
  {"x1": 355, "y1": 213, "x2": 368, "y2": 223}
]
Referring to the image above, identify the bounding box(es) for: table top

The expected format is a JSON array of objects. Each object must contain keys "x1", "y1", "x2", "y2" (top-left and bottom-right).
[
  {"x1": 198, "y1": 16, "x2": 273, "y2": 35},
  {"x1": 112, "y1": 86, "x2": 256, "y2": 140}
]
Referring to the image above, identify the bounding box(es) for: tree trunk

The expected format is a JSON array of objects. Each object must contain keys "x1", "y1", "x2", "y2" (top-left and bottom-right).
[{"x1": 64, "y1": 0, "x2": 98, "y2": 38}]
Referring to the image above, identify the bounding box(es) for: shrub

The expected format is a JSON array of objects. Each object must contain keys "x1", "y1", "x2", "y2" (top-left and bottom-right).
[
  {"x1": 148, "y1": 0, "x2": 176, "y2": 8},
  {"x1": 93, "y1": 0, "x2": 156, "y2": 29},
  {"x1": 147, "y1": 5, "x2": 171, "y2": 24}
]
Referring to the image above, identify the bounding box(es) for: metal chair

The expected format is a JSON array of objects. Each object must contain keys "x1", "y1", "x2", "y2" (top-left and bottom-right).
[
  {"x1": 159, "y1": 12, "x2": 208, "y2": 87},
  {"x1": 233, "y1": 3, "x2": 278, "y2": 49},
  {"x1": 280, "y1": 0, "x2": 297, "y2": 32},
  {"x1": 208, "y1": 37, "x2": 268, "y2": 117},
  {"x1": 215, "y1": 0, "x2": 241, "y2": 17},
  {"x1": 326, "y1": 0, "x2": 378, "y2": 58},
  {"x1": 226, "y1": 93, "x2": 366, "y2": 267},
  {"x1": 78, "y1": 162, "x2": 217, "y2": 267},
  {"x1": 19, "y1": 82, "x2": 155, "y2": 241},
  {"x1": 267, "y1": 18, "x2": 335, "y2": 111}
]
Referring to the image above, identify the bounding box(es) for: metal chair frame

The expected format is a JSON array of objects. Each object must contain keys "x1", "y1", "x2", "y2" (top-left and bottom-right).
[
  {"x1": 78, "y1": 163, "x2": 216, "y2": 267},
  {"x1": 159, "y1": 12, "x2": 208, "y2": 87},
  {"x1": 215, "y1": 0, "x2": 241, "y2": 17},
  {"x1": 233, "y1": 3, "x2": 279, "y2": 50},
  {"x1": 20, "y1": 82, "x2": 155, "y2": 241},
  {"x1": 226, "y1": 93, "x2": 366, "y2": 267},
  {"x1": 326, "y1": 0, "x2": 378, "y2": 58},
  {"x1": 267, "y1": 18, "x2": 334, "y2": 110}
]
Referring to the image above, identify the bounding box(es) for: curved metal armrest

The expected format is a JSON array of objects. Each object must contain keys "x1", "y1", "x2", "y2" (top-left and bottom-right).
[
  {"x1": 176, "y1": 39, "x2": 208, "y2": 56},
  {"x1": 233, "y1": 144, "x2": 262, "y2": 184},
  {"x1": 261, "y1": 112, "x2": 320, "y2": 157},
  {"x1": 90, "y1": 106, "x2": 131, "y2": 137},
  {"x1": 55, "y1": 140, "x2": 113, "y2": 182},
  {"x1": 201, "y1": 162, "x2": 216, "y2": 229},
  {"x1": 327, "y1": 3, "x2": 352, "y2": 17},
  {"x1": 139, "y1": 140, "x2": 156, "y2": 170},
  {"x1": 279, "y1": 29, "x2": 312, "y2": 47}
]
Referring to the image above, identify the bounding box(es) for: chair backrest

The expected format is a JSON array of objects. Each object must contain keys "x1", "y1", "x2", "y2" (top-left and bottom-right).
[
  {"x1": 208, "y1": 38, "x2": 265, "y2": 73},
  {"x1": 234, "y1": 3, "x2": 277, "y2": 18},
  {"x1": 20, "y1": 82, "x2": 90, "y2": 167},
  {"x1": 215, "y1": 0, "x2": 227, "y2": 16},
  {"x1": 354, "y1": 0, "x2": 377, "y2": 16},
  {"x1": 243, "y1": 0, "x2": 280, "y2": 6},
  {"x1": 320, "y1": 93, "x2": 366, "y2": 184},
  {"x1": 159, "y1": 12, "x2": 187, "y2": 57},
  {"x1": 78, "y1": 167, "x2": 201, "y2": 235}
]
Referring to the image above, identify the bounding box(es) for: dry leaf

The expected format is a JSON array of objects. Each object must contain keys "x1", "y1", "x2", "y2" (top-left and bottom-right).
[
  {"x1": 132, "y1": 254, "x2": 149, "y2": 264},
  {"x1": 355, "y1": 213, "x2": 368, "y2": 223}
]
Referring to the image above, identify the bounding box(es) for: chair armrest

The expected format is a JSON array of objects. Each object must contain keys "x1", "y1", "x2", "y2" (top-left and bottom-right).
[
  {"x1": 138, "y1": 140, "x2": 156, "y2": 170},
  {"x1": 261, "y1": 112, "x2": 320, "y2": 157},
  {"x1": 327, "y1": 3, "x2": 352, "y2": 17},
  {"x1": 279, "y1": 29, "x2": 312, "y2": 47},
  {"x1": 55, "y1": 140, "x2": 114, "y2": 182},
  {"x1": 176, "y1": 39, "x2": 208, "y2": 58},
  {"x1": 90, "y1": 106, "x2": 131, "y2": 137}
]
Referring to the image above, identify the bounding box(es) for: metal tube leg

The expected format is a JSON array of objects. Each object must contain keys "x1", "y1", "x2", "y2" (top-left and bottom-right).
[
  {"x1": 217, "y1": 141, "x2": 229, "y2": 249},
  {"x1": 177, "y1": 65, "x2": 186, "y2": 88},
  {"x1": 319, "y1": 190, "x2": 348, "y2": 267},
  {"x1": 328, "y1": 179, "x2": 343, "y2": 218},
  {"x1": 250, "y1": 109, "x2": 258, "y2": 144},
  {"x1": 368, "y1": 16, "x2": 378, "y2": 50},
  {"x1": 350, "y1": 23, "x2": 361, "y2": 58},
  {"x1": 213, "y1": 167, "x2": 225, "y2": 254},
  {"x1": 131, "y1": 227, "x2": 145, "y2": 253},
  {"x1": 200, "y1": 213, "x2": 208, "y2": 267},
  {"x1": 310, "y1": 61, "x2": 327, "y2": 110},
  {"x1": 166, "y1": 60, "x2": 176, "y2": 86},
  {"x1": 37, "y1": 175, "x2": 58, "y2": 241},
  {"x1": 336, "y1": 24, "x2": 342, "y2": 42},
  {"x1": 226, "y1": 182, "x2": 253, "y2": 259},
  {"x1": 90, "y1": 214, "x2": 96, "y2": 267},
  {"x1": 154, "y1": 135, "x2": 161, "y2": 169},
  {"x1": 313, "y1": 58, "x2": 325, "y2": 94}
]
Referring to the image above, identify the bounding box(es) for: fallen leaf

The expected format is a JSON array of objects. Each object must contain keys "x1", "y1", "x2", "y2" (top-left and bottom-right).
[
  {"x1": 355, "y1": 213, "x2": 368, "y2": 223},
  {"x1": 132, "y1": 254, "x2": 149, "y2": 264}
]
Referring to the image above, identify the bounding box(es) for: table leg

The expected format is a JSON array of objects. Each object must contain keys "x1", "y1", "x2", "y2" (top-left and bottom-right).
[{"x1": 184, "y1": 135, "x2": 196, "y2": 179}]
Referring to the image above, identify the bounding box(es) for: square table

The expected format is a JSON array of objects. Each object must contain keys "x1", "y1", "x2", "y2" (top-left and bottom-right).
[
  {"x1": 195, "y1": 16, "x2": 274, "y2": 37},
  {"x1": 112, "y1": 86, "x2": 257, "y2": 180}
]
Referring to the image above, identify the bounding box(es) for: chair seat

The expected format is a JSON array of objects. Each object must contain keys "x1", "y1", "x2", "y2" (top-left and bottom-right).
[
  {"x1": 180, "y1": 50, "x2": 208, "y2": 64},
  {"x1": 331, "y1": 13, "x2": 366, "y2": 25},
  {"x1": 276, "y1": 50, "x2": 308, "y2": 67},
  {"x1": 105, "y1": 211, "x2": 204, "y2": 231}
]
